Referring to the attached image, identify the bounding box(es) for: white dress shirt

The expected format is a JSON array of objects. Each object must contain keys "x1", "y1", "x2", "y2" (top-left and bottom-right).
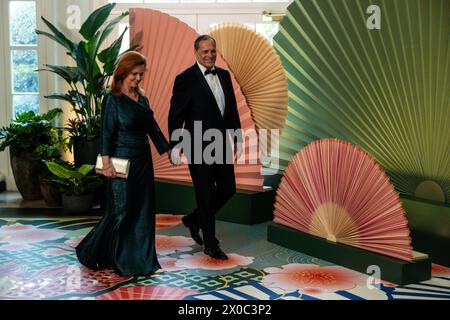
[{"x1": 197, "y1": 62, "x2": 226, "y2": 117}]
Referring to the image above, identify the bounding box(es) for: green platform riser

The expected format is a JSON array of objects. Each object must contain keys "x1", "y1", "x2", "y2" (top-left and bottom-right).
[
  {"x1": 156, "y1": 177, "x2": 449, "y2": 266},
  {"x1": 155, "y1": 180, "x2": 275, "y2": 225},
  {"x1": 401, "y1": 196, "x2": 450, "y2": 266},
  {"x1": 267, "y1": 223, "x2": 431, "y2": 285}
]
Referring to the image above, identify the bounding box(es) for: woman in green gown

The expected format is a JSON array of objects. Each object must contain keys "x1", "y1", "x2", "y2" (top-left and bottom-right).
[{"x1": 76, "y1": 51, "x2": 170, "y2": 276}]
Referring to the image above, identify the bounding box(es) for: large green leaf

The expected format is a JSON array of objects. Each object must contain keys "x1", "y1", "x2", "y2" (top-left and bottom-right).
[
  {"x1": 85, "y1": 73, "x2": 104, "y2": 96},
  {"x1": 37, "y1": 17, "x2": 76, "y2": 53},
  {"x1": 102, "y1": 44, "x2": 140, "y2": 76},
  {"x1": 14, "y1": 111, "x2": 38, "y2": 123},
  {"x1": 74, "y1": 41, "x2": 90, "y2": 80},
  {"x1": 79, "y1": 40, "x2": 101, "y2": 83},
  {"x1": 102, "y1": 62, "x2": 116, "y2": 76},
  {"x1": 45, "y1": 94, "x2": 76, "y2": 107},
  {"x1": 93, "y1": 12, "x2": 129, "y2": 59},
  {"x1": 79, "y1": 164, "x2": 95, "y2": 176},
  {"x1": 98, "y1": 27, "x2": 127, "y2": 64},
  {"x1": 42, "y1": 108, "x2": 63, "y2": 121},
  {"x1": 68, "y1": 90, "x2": 86, "y2": 109},
  {"x1": 46, "y1": 162, "x2": 83, "y2": 179},
  {"x1": 37, "y1": 65, "x2": 79, "y2": 85},
  {"x1": 79, "y1": 3, "x2": 115, "y2": 40},
  {"x1": 47, "y1": 178, "x2": 71, "y2": 190}
]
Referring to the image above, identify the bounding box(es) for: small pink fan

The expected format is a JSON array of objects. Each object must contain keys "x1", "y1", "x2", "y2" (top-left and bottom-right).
[{"x1": 274, "y1": 138, "x2": 414, "y2": 262}]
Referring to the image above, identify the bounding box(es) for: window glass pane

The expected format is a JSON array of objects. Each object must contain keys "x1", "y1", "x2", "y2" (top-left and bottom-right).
[
  {"x1": 9, "y1": 1, "x2": 37, "y2": 45},
  {"x1": 256, "y1": 23, "x2": 279, "y2": 44},
  {"x1": 11, "y1": 50, "x2": 39, "y2": 93},
  {"x1": 13, "y1": 95, "x2": 39, "y2": 116}
]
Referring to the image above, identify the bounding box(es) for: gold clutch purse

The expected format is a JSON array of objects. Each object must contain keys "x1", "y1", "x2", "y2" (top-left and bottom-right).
[{"x1": 95, "y1": 155, "x2": 130, "y2": 179}]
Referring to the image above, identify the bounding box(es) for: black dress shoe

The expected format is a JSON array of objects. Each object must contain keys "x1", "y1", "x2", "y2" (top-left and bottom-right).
[
  {"x1": 204, "y1": 247, "x2": 228, "y2": 260},
  {"x1": 182, "y1": 215, "x2": 203, "y2": 246}
]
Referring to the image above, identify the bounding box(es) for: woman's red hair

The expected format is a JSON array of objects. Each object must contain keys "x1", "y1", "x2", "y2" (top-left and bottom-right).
[{"x1": 110, "y1": 51, "x2": 147, "y2": 96}]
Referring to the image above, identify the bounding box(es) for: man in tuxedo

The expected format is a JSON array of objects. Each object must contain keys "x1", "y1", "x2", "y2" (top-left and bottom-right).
[{"x1": 168, "y1": 35, "x2": 242, "y2": 260}]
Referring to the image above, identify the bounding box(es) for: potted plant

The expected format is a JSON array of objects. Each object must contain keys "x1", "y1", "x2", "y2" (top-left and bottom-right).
[
  {"x1": 36, "y1": 3, "x2": 136, "y2": 166},
  {"x1": 45, "y1": 161, "x2": 103, "y2": 214},
  {"x1": 0, "y1": 108, "x2": 62, "y2": 200},
  {"x1": 35, "y1": 129, "x2": 68, "y2": 207}
]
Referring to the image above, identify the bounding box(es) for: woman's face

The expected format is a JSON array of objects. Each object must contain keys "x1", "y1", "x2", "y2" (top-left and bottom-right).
[{"x1": 123, "y1": 64, "x2": 146, "y2": 90}]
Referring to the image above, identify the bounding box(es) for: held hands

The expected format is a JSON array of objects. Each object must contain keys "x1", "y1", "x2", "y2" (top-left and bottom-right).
[
  {"x1": 168, "y1": 145, "x2": 242, "y2": 165},
  {"x1": 234, "y1": 142, "x2": 243, "y2": 162},
  {"x1": 168, "y1": 148, "x2": 183, "y2": 166}
]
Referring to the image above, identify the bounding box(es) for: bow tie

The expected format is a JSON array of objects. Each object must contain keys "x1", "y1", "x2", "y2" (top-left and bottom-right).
[{"x1": 204, "y1": 69, "x2": 217, "y2": 76}]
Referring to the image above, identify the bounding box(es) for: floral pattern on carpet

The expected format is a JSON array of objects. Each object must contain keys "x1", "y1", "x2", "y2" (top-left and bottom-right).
[{"x1": 0, "y1": 216, "x2": 448, "y2": 300}]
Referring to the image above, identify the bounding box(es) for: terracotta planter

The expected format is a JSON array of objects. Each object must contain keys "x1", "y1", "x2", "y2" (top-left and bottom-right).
[
  {"x1": 10, "y1": 150, "x2": 42, "y2": 201},
  {"x1": 39, "y1": 177, "x2": 62, "y2": 207}
]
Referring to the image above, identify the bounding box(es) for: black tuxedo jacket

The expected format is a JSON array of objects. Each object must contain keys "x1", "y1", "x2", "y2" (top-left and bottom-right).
[{"x1": 168, "y1": 63, "x2": 242, "y2": 160}]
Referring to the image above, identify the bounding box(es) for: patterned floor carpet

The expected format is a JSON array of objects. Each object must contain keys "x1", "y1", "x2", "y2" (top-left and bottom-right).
[{"x1": 0, "y1": 215, "x2": 449, "y2": 300}]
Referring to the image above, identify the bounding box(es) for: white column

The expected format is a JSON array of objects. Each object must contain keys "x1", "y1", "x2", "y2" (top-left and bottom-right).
[{"x1": 0, "y1": 0, "x2": 10, "y2": 188}]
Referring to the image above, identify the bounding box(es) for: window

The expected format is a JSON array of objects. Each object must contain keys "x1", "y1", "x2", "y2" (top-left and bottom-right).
[{"x1": 9, "y1": 0, "x2": 39, "y2": 116}]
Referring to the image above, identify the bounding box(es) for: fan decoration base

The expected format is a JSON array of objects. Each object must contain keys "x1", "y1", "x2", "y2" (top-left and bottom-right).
[
  {"x1": 155, "y1": 180, "x2": 275, "y2": 225},
  {"x1": 265, "y1": 174, "x2": 450, "y2": 267},
  {"x1": 402, "y1": 195, "x2": 450, "y2": 267},
  {"x1": 267, "y1": 222, "x2": 431, "y2": 285}
]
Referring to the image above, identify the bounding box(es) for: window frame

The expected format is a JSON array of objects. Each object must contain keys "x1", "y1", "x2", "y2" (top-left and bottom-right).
[
  {"x1": 9, "y1": 0, "x2": 40, "y2": 116},
  {"x1": 0, "y1": 0, "x2": 14, "y2": 188},
  {"x1": 0, "y1": 0, "x2": 51, "y2": 189}
]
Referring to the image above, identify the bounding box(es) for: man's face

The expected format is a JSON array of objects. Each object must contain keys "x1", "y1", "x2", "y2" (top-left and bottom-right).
[{"x1": 195, "y1": 39, "x2": 217, "y2": 70}]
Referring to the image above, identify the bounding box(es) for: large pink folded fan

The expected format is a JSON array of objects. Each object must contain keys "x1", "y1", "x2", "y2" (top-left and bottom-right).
[{"x1": 274, "y1": 138, "x2": 414, "y2": 262}]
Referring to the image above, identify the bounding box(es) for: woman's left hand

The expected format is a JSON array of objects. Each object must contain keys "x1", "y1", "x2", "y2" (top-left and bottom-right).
[{"x1": 103, "y1": 165, "x2": 117, "y2": 178}]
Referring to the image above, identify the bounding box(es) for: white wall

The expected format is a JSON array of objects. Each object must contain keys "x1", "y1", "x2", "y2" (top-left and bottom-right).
[{"x1": 109, "y1": 2, "x2": 290, "y2": 33}]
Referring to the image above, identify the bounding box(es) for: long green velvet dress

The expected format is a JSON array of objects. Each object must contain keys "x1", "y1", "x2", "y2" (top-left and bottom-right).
[{"x1": 76, "y1": 93, "x2": 169, "y2": 276}]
